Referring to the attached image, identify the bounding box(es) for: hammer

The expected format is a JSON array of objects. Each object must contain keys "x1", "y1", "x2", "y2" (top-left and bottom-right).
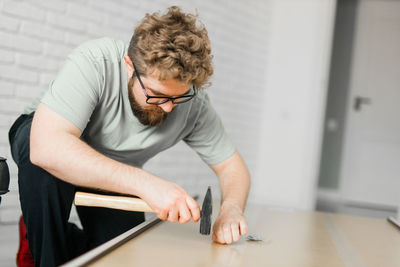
[{"x1": 74, "y1": 186, "x2": 212, "y2": 235}]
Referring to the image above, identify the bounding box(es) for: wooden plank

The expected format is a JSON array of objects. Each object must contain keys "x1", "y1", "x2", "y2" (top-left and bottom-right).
[
  {"x1": 66, "y1": 201, "x2": 400, "y2": 267},
  {"x1": 86, "y1": 203, "x2": 337, "y2": 266},
  {"x1": 333, "y1": 214, "x2": 400, "y2": 267}
]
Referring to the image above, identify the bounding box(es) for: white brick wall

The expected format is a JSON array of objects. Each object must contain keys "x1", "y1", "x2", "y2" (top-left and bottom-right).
[{"x1": 0, "y1": 0, "x2": 270, "y2": 224}]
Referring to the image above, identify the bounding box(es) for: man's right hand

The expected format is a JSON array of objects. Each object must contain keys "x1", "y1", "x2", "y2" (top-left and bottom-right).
[{"x1": 141, "y1": 176, "x2": 200, "y2": 224}]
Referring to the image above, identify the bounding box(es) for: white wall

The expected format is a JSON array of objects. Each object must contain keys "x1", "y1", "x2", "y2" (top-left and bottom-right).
[
  {"x1": 0, "y1": 0, "x2": 271, "y2": 223},
  {"x1": 250, "y1": 0, "x2": 336, "y2": 210},
  {"x1": 0, "y1": 0, "x2": 336, "y2": 226}
]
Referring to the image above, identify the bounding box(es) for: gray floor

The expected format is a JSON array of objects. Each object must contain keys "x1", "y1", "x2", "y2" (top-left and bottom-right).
[{"x1": 0, "y1": 222, "x2": 18, "y2": 267}]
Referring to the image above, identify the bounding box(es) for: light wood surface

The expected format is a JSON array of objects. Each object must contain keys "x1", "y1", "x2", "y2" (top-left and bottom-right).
[{"x1": 82, "y1": 201, "x2": 400, "y2": 267}]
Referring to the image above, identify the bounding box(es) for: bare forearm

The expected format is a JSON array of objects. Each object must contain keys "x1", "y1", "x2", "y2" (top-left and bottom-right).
[
  {"x1": 29, "y1": 103, "x2": 201, "y2": 222},
  {"x1": 32, "y1": 132, "x2": 150, "y2": 196},
  {"x1": 211, "y1": 151, "x2": 250, "y2": 244},
  {"x1": 30, "y1": 104, "x2": 154, "y2": 197},
  {"x1": 212, "y1": 152, "x2": 250, "y2": 213}
]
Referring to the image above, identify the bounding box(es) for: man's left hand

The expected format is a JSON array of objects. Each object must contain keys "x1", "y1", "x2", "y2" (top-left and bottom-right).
[{"x1": 212, "y1": 201, "x2": 247, "y2": 244}]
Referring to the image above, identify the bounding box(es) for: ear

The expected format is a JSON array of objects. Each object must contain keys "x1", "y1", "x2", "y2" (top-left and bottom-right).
[{"x1": 124, "y1": 55, "x2": 134, "y2": 77}]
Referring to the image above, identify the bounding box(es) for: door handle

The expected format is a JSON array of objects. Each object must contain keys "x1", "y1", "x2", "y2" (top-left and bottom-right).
[{"x1": 354, "y1": 96, "x2": 371, "y2": 111}]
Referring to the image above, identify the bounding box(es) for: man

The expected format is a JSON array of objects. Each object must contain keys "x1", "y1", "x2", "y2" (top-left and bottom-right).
[{"x1": 9, "y1": 6, "x2": 250, "y2": 267}]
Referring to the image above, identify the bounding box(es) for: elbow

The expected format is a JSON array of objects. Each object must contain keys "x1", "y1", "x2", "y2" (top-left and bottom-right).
[
  {"x1": 29, "y1": 142, "x2": 43, "y2": 167},
  {"x1": 29, "y1": 135, "x2": 49, "y2": 168}
]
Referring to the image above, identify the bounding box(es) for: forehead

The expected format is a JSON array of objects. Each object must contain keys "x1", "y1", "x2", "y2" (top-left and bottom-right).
[{"x1": 140, "y1": 69, "x2": 191, "y2": 96}]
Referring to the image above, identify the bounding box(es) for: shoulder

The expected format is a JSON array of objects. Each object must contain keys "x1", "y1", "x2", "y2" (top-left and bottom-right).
[
  {"x1": 72, "y1": 37, "x2": 126, "y2": 63},
  {"x1": 178, "y1": 89, "x2": 216, "y2": 122},
  {"x1": 192, "y1": 90, "x2": 211, "y2": 110}
]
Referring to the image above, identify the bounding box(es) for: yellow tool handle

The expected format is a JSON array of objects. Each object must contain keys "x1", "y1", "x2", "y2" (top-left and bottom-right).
[{"x1": 74, "y1": 191, "x2": 154, "y2": 213}]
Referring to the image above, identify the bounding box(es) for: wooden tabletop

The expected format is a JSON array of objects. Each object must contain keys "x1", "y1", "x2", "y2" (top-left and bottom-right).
[{"x1": 64, "y1": 201, "x2": 400, "y2": 267}]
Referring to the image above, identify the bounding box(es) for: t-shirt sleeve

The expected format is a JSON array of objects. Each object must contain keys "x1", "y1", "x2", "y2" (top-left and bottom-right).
[
  {"x1": 41, "y1": 46, "x2": 102, "y2": 131},
  {"x1": 183, "y1": 93, "x2": 235, "y2": 165}
]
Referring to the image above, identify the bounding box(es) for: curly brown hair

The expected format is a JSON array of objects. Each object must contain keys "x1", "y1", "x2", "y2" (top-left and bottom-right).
[{"x1": 128, "y1": 6, "x2": 213, "y2": 89}]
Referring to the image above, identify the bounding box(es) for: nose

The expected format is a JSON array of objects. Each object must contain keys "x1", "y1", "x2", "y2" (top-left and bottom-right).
[{"x1": 159, "y1": 101, "x2": 175, "y2": 113}]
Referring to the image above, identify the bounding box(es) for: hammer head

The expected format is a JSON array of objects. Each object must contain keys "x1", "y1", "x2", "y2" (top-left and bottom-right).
[{"x1": 200, "y1": 186, "x2": 212, "y2": 235}]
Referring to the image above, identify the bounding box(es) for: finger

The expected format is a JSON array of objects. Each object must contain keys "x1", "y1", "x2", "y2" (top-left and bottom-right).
[
  {"x1": 217, "y1": 228, "x2": 225, "y2": 244},
  {"x1": 186, "y1": 196, "x2": 200, "y2": 222},
  {"x1": 167, "y1": 207, "x2": 179, "y2": 223},
  {"x1": 178, "y1": 202, "x2": 191, "y2": 224},
  {"x1": 223, "y1": 224, "x2": 233, "y2": 244},
  {"x1": 231, "y1": 223, "x2": 240, "y2": 242},
  {"x1": 212, "y1": 231, "x2": 218, "y2": 242},
  {"x1": 239, "y1": 220, "x2": 248, "y2": 236},
  {"x1": 212, "y1": 224, "x2": 219, "y2": 241},
  {"x1": 158, "y1": 209, "x2": 168, "y2": 221}
]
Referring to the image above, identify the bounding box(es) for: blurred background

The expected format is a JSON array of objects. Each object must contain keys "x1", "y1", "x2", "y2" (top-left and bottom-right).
[{"x1": 0, "y1": 0, "x2": 399, "y2": 266}]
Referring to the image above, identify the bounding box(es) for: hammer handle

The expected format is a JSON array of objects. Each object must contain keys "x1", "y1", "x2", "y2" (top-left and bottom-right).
[{"x1": 74, "y1": 192, "x2": 154, "y2": 213}]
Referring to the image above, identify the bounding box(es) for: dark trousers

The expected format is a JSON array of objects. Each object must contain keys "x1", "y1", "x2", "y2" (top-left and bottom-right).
[{"x1": 9, "y1": 113, "x2": 145, "y2": 267}]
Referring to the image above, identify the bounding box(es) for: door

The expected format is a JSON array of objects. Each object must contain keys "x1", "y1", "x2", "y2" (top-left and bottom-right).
[{"x1": 339, "y1": 0, "x2": 400, "y2": 206}]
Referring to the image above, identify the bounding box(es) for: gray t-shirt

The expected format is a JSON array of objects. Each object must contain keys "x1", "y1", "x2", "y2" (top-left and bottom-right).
[{"x1": 24, "y1": 37, "x2": 235, "y2": 167}]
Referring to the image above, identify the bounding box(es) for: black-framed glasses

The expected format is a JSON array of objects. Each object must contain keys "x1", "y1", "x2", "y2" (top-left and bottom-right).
[{"x1": 133, "y1": 63, "x2": 197, "y2": 105}]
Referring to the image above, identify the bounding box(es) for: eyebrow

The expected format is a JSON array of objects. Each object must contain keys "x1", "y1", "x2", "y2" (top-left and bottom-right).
[{"x1": 147, "y1": 86, "x2": 192, "y2": 97}]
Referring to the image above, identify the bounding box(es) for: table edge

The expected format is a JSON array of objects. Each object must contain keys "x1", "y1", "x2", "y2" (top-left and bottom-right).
[{"x1": 61, "y1": 216, "x2": 162, "y2": 267}]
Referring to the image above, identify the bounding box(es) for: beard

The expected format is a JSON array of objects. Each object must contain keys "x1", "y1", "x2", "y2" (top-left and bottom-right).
[{"x1": 128, "y1": 77, "x2": 168, "y2": 126}]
